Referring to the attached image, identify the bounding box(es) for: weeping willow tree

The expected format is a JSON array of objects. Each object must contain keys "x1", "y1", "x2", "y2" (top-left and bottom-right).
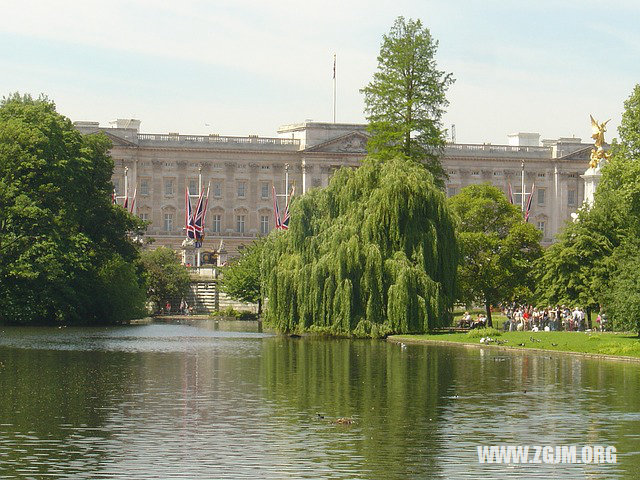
[{"x1": 261, "y1": 156, "x2": 457, "y2": 337}]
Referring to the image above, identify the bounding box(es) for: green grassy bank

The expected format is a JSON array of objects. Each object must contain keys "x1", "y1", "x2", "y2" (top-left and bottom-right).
[{"x1": 389, "y1": 330, "x2": 640, "y2": 360}]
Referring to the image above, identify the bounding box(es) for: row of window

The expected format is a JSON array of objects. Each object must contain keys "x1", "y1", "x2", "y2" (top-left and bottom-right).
[
  {"x1": 146, "y1": 213, "x2": 271, "y2": 235},
  {"x1": 115, "y1": 178, "x2": 317, "y2": 198},
  {"x1": 446, "y1": 186, "x2": 577, "y2": 206},
  {"x1": 449, "y1": 171, "x2": 575, "y2": 180}
]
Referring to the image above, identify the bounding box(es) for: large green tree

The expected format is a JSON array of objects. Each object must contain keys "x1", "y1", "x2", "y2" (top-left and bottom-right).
[
  {"x1": 262, "y1": 156, "x2": 457, "y2": 337},
  {"x1": 221, "y1": 238, "x2": 264, "y2": 314},
  {"x1": 361, "y1": 16, "x2": 454, "y2": 188},
  {"x1": 0, "y1": 94, "x2": 145, "y2": 325},
  {"x1": 140, "y1": 247, "x2": 190, "y2": 313},
  {"x1": 448, "y1": 184, "x2": 542, "y2": 326},
  {"x1": 535, "y1": 85, "x2": 640, "y2": 333}
]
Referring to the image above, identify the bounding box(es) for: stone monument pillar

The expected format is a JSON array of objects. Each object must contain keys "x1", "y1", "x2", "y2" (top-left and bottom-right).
[
  {"x1": 181, "y1": 238, "x2": 196, "y2": 266},
  {"x1": 581, "y1": 165, "x2": 602, "y2": 208},
  {"x1": 580, "y1": 115, "x2": 611, "y2": 209}
]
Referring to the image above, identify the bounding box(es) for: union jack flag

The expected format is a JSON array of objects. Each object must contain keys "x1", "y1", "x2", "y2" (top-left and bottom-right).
[
  {"x1": 129, "y1": 188, "x2": 136, "y2": 214},
  {"x1": 192, "y1": 187, "x2": 205, "y2": 237},
  {"x1": 196, "y1": 182, "x2": 210, "y2": 242},
  {"x1": 273, "y1": 185, "x2": 282, "y2": 229},
  {"x1": 185, "y1": 186, "x2": 196, "y2": 239},
  {"x1": 524, "y1": 183, "x2": 535, "y2": 222},
  {"x1": 280, "y1": 184, "x2": 295, "y2": 230}
]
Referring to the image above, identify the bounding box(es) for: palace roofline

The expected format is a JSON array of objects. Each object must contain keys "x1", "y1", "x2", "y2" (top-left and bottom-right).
[{"x1": 74, "y1": 119, "x2": 593, "y2": 159}]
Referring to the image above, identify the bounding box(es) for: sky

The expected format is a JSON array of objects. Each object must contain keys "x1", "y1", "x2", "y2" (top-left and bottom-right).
[{"x1": 1, "y1": 0, "x2": 639, "y2": 144}]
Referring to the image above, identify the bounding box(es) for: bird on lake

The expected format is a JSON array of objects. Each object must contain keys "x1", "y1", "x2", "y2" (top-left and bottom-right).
[
  {"x1": 518, "y1": 343, "x2": 526, "y2": 346},
  {"x1": 334, "y1": 417, "x2": 354, "y2": 425},
  {"x1": 551, "y1": 343, "x2": 558, "y2": 347}
]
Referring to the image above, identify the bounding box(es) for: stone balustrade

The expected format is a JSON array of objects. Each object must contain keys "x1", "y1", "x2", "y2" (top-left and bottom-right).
[
  {"x1": 137, "y1": 133, "x2": 300, "y2": 150},
  {"x1": 445, "y1": 143, "x2": 552, "y2": 159}
]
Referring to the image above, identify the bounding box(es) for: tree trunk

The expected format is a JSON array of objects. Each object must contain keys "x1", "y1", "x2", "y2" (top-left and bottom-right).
[
  {"x1": 257, "y1": 298, "x2": 262, "y2": 316},
  {"x1": 485, "y1": 301, "x2": 493, "y2": 328}
]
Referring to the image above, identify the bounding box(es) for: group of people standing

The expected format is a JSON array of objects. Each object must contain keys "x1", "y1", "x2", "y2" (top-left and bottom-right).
[{"x1": 502, "y1": 305, "x2": 607, "y2": 332}]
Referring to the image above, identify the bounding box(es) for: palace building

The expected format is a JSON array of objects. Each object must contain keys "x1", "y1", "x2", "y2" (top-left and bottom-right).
[{"x1": 75, "y1": 119, "x2": 591, "y2": 259}]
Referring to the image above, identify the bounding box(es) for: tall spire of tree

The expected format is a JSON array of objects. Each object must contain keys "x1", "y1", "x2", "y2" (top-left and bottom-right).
[{"x1": 361, "y1": 17, "x2": 454, "y2": 188}]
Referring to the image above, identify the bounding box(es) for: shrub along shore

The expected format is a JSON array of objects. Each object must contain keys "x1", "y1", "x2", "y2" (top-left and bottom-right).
[{"x1": 388, "y1": 329, "x2": 640, "y2": 361}]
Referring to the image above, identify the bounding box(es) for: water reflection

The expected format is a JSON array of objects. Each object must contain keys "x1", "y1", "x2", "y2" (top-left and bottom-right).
[{"x1": 0, "y1": 323, "x2": 638, "y2": 479}]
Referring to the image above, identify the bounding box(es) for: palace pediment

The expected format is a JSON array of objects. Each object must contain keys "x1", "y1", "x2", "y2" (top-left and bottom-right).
[
  {"x1": 558, "y1": 146, "x2": 593, "y2": 161},
  {"x1": 102, "y1": 131, "x2": 139, "y2": 147},
  {"x1": 304, "y1": 131, "x2": 369, "y2": 154}
]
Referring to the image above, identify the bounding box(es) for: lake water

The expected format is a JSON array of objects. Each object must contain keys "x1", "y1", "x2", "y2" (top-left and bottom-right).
[{"x1": 0, "y1": 320, "x2": 639, "y2": 479}]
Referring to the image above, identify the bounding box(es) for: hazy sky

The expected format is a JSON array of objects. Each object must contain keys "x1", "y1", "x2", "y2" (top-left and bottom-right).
[{"x1": 2, "y1": 0, "x2": 638, "y2": 144}]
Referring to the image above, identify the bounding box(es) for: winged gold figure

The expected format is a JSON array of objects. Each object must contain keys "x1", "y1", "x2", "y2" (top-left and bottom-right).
[{"x1": 589, "y1": 115, "x2": 611, "y2": 168}]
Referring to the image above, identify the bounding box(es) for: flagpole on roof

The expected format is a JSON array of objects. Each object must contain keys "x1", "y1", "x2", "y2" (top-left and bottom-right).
[
  {"x1": 124, "y1": 166, "x2": 128, "y2": 204},
  {"x1": 333, "y1": 53, "x2": 337, "y2": 124},
  {"x1": 285, "y1": 163, "x2": 289, "y2": 200},
  {"x1": 197, "y1": 165, "x2": 203, "y2": 268},
  {"x1": 520, "y1": 160, "x2": 525, "y2": 213}
]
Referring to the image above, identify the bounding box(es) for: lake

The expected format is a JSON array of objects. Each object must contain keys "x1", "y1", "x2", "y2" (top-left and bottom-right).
[{"x1": 0, "y1": 320, "x2": 638, "y2": 479}]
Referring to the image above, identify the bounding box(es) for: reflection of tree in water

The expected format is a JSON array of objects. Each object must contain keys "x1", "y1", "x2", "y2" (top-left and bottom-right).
[
  {"x1": 0, "y1": 346, "x2": 141, "y2": 478},
  {"x1": 260, "y1": 337, "x2": 457, "y2": 478}
]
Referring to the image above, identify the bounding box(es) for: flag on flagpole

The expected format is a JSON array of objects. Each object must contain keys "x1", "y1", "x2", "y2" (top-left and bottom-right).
[
  {"x1": 192, "y1": 187, "x2": 205, "y2": 239},
  {"x1": 507, "y1": 182, "x2": 514, "y2": 205},
  {"x1": 185, "y1": 186, "x2": 195, "y2": 239},
  {"x1": 199, "y1": 182, "x2": 211, "y2": 239},
  {"x1": 524, "y1": 183, "x2": 535, "y2": 222},
  {"x1": 112, "y1": 188, "x2": 117, "y2": 205},
  {"x1": 272, "y1": 185, "x2": 282, "y2": 229},
  {"x1": 129, "y1": 188, "x2": 136, "y2": 214},
  {"x1": 333, "y1": 54, "x2": 336, "y2": 80},
  {"x1": 281, "y1": 184, "x2": 295, "y2": 230},
  {"x1": 123, "y1": 191, "x2": 128, "y2": 210}
]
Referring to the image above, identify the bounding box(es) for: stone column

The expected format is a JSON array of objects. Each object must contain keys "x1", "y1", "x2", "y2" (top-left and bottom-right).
[{"x1": 581, "y1": 165, "x2": 602, "y2": 208}]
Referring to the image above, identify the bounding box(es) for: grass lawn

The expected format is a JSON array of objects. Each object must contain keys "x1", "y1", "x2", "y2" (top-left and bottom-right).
[{"x1": 390, "y1": 330, "x2": 640, "y2": 359}]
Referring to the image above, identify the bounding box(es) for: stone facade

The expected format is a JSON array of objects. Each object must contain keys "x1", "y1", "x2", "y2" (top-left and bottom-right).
[{"x1": 74, "y1": 120, "x2": 591, "y2": 259}]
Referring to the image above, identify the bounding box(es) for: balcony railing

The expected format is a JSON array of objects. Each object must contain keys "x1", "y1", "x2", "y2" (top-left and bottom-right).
[
  {"x1": 445, "y1": 143, "x2": 552, "y2": 158},
  {"x1": 137, "y1": 133, "x2": 300, "y2": 149}
]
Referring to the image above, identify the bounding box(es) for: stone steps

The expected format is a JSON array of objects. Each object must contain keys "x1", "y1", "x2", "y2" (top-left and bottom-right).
[{"x1": 177, "y1": 280, "x2": 257, "y2": 314}]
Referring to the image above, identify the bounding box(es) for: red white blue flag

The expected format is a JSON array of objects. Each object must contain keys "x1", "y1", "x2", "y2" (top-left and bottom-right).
[
  {"x1": 273, "y1": 185, "x2": 282, "y2": 229},
  {"x1": 281, "y1": 184, "x2": 295, "y2": 230},
  {"x1": 185, "y1": 186, "x2": 195, "y2": 239},
  {"x1": 524, "y1": 183, "x2": 535, "y2": 222},
  {"x1": 192, "y1": 187, "x2": 205, "y2": 237},
  {"x1": 198, "y1": 182, "x2": 211, "y2": 242},
  {"x1": 129, "y1": 188, "x2": 136, "y2": 214}
]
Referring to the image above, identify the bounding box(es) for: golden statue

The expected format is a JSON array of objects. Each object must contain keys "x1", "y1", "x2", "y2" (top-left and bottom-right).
[{"x1": 589, "y1": 115, "x2": 611, "y2": 168}]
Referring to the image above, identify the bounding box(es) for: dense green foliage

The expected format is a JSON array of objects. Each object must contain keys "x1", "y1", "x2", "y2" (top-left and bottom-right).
[
  {"x1": 448, "y1": 184, "x2": 542, "y2": 325},
  {"x1": 0, "y1": 94, "x2": 145, "y2": 324},
  {"x1": 262, "y1": 156, "x2": 457, "y2": 337},
  {"x1": 140, "y1": 247, "x2": 190, "y2": 312},
  {"x1": 535, "y1": 85, "x2": 640, "y2": 334},
  {"x1": 361, "y1": 17, "x2": 454, "y2": 188},
  {"x1": 221, "y1": 238, "x2": 264, "y2": 313}
]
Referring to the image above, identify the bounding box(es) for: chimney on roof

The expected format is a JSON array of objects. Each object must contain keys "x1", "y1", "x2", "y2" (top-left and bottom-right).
[{"x1": 507, "y1": 132, "x2": 540, "y2": 147}]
